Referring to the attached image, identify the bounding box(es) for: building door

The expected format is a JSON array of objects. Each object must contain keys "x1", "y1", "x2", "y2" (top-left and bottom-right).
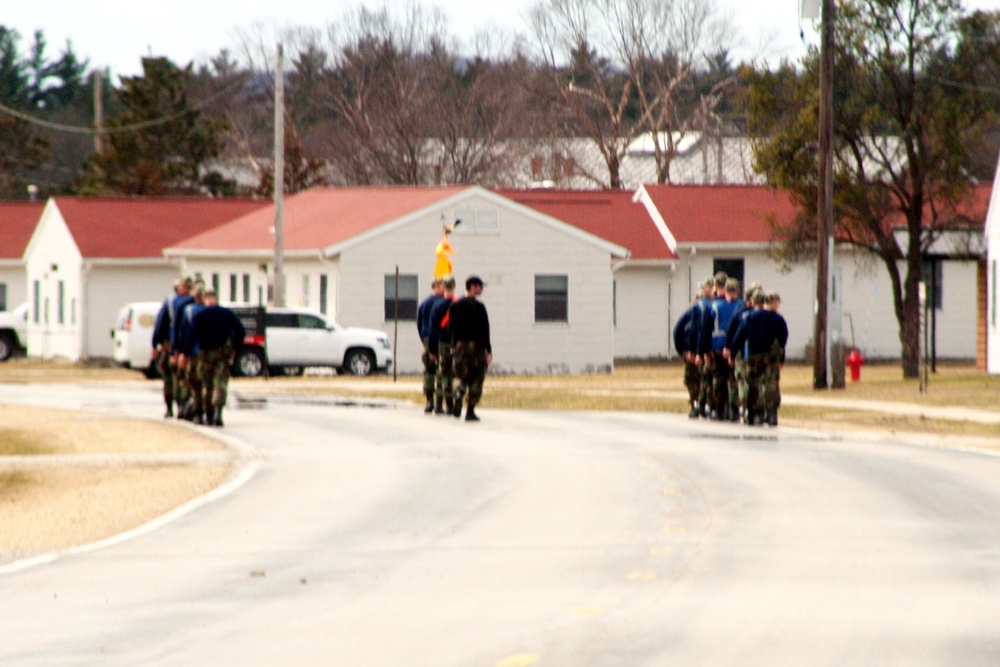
[{"x1": 713, "y1": 258, "x2": 744, "y2": 289}]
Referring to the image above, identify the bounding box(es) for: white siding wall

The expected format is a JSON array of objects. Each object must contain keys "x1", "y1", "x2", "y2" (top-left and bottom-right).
[
  {"x1": 661, "y1": 246, "x2": 978, "y2": 362},
  {"x1": 25, "y1": 209, "x2": 82, "y2": 360},
  {"x1": 667, "y1": 248, "x2": 815, "y2": 360},
  {"x1": 338, "y1": 195, "x2": 617, "y2": 374},
  {"x1": 0, "y1": 264, "x2": 26, "y2": 312},
  {"x1": 84, "y1": 266, "x2": 181, "y2": 359},
  {"x1": 179, "y1": 257, "x2": 340, "y2": 317},
  {"x1": 613, "y1": 266, "x2": 671, "y2": 359}
]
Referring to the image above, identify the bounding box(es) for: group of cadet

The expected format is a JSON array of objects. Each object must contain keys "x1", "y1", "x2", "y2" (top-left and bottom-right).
[
  {"x1": 674, "y1": 272, "x2": 789, "y2": 427},
  {"x1": 417, "y1": 275, "x2": 492, "y2": 422},
  {"x1": 151, "y1": 277, "x2": 246, "y2": 427}
]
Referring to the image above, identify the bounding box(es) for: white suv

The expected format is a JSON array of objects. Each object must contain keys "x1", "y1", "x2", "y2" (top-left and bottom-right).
[{"x1": 232, "y1": 307, "x2": 393, "y2": 378}]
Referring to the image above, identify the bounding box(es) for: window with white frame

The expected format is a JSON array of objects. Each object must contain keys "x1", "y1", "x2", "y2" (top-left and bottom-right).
[
  {"x1": 535, "y1": 274, "x2": 569, "y2": 323},
  {"x1": 452, "y1": 208, "x2": 501, "y2": 235},
  {"x1": 384, "y1": 274, "x2": 419, "y2": 321}
]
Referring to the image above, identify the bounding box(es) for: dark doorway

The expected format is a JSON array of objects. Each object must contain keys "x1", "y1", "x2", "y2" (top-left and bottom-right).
[{"x1": 713, "y1": 258, "x2": 745, "y2": 290}]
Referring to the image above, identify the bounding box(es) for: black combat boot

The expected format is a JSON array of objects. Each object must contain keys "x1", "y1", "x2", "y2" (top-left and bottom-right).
[
  {"x1": 164, "y1": 399, "x2": 174, "y2": 418},
  {"x1": 688, "y1": 402, "x2": 699, "y2": 419},
  {"x1": 213, "y1": 406, "x2": 224, "y2": 427},
  {"x1": 193, "y1": 408, "x2": 204, "y2": 425},
  {"x1": 465, "y1": 406, "x2": 479, "y2": 422},
  {"x1": 434, "y1": 397, "x2": 445, "y2": 415},
  {"x1": 424, "y1": 393, "x2": 434, "y2": 413},
  {"x1": 767, "y1": 409, "x2": 778, "y2": 427},
  {"x1": 452, "y1": 388, "x2": 464, "y2": 418},
  {"x1": 729, "y1": 405, "x2": 740, "y2": 423},
  {"x1": 204, "y1": 406, "x2": 215, "y2": 426}
]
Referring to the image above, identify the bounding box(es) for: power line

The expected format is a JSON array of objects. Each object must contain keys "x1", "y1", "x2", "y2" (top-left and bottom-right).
[{"x1": 0, "y1": 74, "x2": 254, "y2": 136}]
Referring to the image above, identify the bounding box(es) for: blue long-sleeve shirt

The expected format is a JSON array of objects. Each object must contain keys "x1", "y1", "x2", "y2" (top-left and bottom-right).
[
  {"x1": 699, "y1": 297, "x2": 741, "y2": 354},
  {"x1": 417, "y1": 293, "x2": 444, "y2": 341},
  {"x1": 189, "y1": 305, "x2": 245, "y2": 354},
  {"x1": 428, "y1": 295, "x2": 458, "y2": 354},
  {"x1": 175, "y1": 302, "x2": 206, "y2": 356},
  {"x1": 673, "y1": 305, "x2": 697, "y2": 355},
  {"x1": 730, "y1": 309, "x2": 789, "y2": 362}
]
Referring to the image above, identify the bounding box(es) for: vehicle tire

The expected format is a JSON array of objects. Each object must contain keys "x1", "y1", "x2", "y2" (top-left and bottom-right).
[
  {"x1": 235, "y1": 347, "x2": 265, "y2": 378},
  {"x1": 0, "y1": 333, "x2": 13, "y2": 362},
  {"x1": 344, "y1": 349, "x2": 375, "y2": 377}
]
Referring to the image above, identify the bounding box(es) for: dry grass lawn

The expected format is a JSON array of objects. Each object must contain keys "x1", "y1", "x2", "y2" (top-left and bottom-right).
[{"x1": 0, "y1": 401, "x2": 232, "y2": 562}]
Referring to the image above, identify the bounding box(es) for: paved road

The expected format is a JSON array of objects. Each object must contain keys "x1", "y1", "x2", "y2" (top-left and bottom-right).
[{"x1": 2, "y1": 383, "x2": 1000, "y2": 666}]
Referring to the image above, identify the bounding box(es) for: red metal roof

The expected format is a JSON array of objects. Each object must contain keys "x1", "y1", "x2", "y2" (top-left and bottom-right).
[
  {"x1": 52, "y1": 197, "x2": 268, "y2": 259},
  {"x1": 0, "y1": 202, "x2": 46, "y2": 259},
  {"x1": 640, "y1": 184, "x2": 798, "y2": 244},
  {"x1": 497, "y1": 189, "x2": 675, "y2": 260},
  {"x1": 169, "y1": 187, "x2": 467, "y2": 252}
]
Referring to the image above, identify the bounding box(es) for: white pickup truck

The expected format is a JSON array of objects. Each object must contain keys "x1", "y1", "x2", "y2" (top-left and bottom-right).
[{"x1": 0, "y1": 303, "x2": 29, "y2": 361}]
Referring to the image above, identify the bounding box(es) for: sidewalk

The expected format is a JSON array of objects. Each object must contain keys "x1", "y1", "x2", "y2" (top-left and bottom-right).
[{"x1": 781, "y1": 394, "x2": 1000, "y2": 425}]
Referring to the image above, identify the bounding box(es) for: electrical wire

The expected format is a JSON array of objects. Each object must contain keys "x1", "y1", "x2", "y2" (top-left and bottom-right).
[{"x1": 0, "y1": 73, "x2": 255, "y2": 136}]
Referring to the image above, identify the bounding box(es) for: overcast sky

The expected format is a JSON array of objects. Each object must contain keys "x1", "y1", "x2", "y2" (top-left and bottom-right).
[{"x1": 4, "y1": 0, "x2": 1000, "y2": 77}]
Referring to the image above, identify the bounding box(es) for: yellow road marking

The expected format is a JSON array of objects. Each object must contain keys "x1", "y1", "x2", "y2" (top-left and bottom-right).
[
  {"x1": 662, "y1": 488, "x2": 679, "y2": 496},
  {"x1": 663, "y1": 526, "x2": 686, "y2": 535},
  {"x1": 650, "y1": 545, "x2": 672, "y2": 556},
  {"x1": 496, "y1": 654, "x2": 540, "y2": 667},
  {"x1": 628, "y1": 571, "x2": 657, "y2": 581},
  {"x1": 574, "y1": 607, "x2": 606, "y2": 617}
]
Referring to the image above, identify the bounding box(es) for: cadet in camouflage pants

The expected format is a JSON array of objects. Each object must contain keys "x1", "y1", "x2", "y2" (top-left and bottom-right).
[
  {"x1": 201, "y1": 342, "x2": 233, "y2": 412},
  {"x1": 683, "y1": 356, "x2": 700, "y2": 408},
  {"x1": 156, "y1": 345, "x2": 175, "y2": 411},
  {"x1": 745, "y1": 350, "x2": 781, "y2": 425},
  {"x1": 697, "y1": 354, "x2": 714, "y2": 417},
  {"x1": 434, "y1": 341, "x2": 455, "y2": 412},
  {"x1": 452, "y1": 341, "x2": 487, "y2": 414}
]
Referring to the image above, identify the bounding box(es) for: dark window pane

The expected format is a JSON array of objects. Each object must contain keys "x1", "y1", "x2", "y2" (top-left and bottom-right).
[{"x1": 535, "y1": 275, "x2": 568, "y2": 322}]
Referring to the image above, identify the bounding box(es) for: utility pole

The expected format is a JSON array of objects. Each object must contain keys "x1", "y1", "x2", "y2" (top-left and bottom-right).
[
  {"x1": 93, "y1": 69, "x2": 104, "y2": 154},
  {"x1": 273, "y1": 43, "x2": 286, "y2": 308},
  {"x1": 813, "y1": 0, "x2": 835, "y2": 390}
]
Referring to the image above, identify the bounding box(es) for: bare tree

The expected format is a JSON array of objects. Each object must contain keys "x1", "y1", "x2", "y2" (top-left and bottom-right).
[{"x1": 529, "y1": 0, "x2": 735, "y2": 189}]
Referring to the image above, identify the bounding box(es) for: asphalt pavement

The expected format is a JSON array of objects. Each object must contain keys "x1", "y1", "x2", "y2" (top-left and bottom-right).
[{"x1": 1, "y1": 382, "x2": 999, "y2": 666}]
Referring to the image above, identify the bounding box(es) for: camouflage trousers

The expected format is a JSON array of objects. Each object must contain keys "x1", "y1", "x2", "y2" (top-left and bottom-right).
[
  {"x1": 710, "y1": 350, "x2": 731, "y2": 413},
  {"x1": 156, "y1": 345, "x2": 175, "y2": 404},
  {"x1": 697, "y1": 354, "x2": 714, "y2": 411},
  {"x1": 200, "y1": 343, "x2": 234, "y2": 407},
  {"x1": 185, "y1": 352, "x2": 206, "y2": 413},
  {"x1": 453, "y1": 341, "x2": 488, "y2": 408},
  {"x1": 745, "y1": 351, "x2": 782, "y2": 414},
  {"x1": 683, "y1": 357, "x2": 700, "y2": 404},
  {"x1": 434, "y1": 342, "x2": 455, "y2": 404},
  {"x1": 421, "y1": 339, "x2": 436, "y2": 398},
  {"x1": 734, "y1": 354, "x2": 748, "y2": 410}
]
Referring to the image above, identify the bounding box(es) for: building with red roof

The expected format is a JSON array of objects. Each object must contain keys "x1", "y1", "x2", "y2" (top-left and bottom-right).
[
  {"x1": 24, "y1": 197, "x2": 267, "y2": 361},
  {"x1": 0, "y1": 201, "x2": 46, "y2": 313},
  {"x1": 164, "y1": 186, "x2": 629, "y2": 374}
]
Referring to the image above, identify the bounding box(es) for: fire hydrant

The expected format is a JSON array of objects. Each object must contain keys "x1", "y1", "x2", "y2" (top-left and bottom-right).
[{"x1": 846, "y1": 348, "x2": 865, "y2": 382}]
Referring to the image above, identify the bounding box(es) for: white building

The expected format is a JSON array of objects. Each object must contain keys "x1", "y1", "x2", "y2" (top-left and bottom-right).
[
  {"x1": 0, "y1": 202, "x2": 44, "y2": 313},
  {"x1": 22, "y1": 197, "x2": 266, "y2": 361},
  {"x1": 165, "y1": 186, "x2": 628, "y2": 374},
  {"x1": 984, "y1": 150, "x2": 1000, "y2": 372}
]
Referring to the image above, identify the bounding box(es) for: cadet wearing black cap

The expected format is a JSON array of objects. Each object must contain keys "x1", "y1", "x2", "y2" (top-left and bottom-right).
[{"x1": 448, "y1": 275, "x2": 491, "y2": 421}]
